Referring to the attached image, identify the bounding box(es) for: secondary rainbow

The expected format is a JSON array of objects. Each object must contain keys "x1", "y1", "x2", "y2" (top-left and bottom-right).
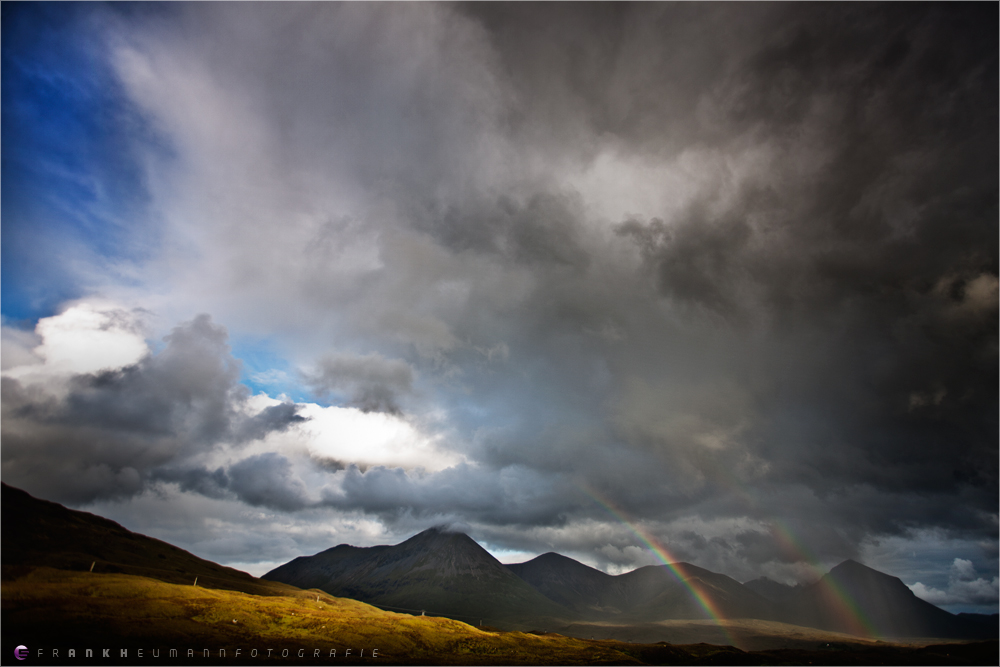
[
  {"x1": 767, "y1": 520, "x2": 878, "y2": 638},
  {"x1": 699, "y1": 461, "x2": 880, "y2": 639},
  {"x1": 580, "y1": 485, "x2": 740, "y2": 648}
]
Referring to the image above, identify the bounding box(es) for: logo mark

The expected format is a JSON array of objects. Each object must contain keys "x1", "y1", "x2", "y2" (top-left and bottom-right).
[{"x1": 15, "y1": 645, "x2": 28, "y2": 660}]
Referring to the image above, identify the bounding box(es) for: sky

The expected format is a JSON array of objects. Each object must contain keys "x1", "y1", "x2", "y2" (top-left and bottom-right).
[{"x1": 2, "y1": 2, "x2": 997, "y2": 615}]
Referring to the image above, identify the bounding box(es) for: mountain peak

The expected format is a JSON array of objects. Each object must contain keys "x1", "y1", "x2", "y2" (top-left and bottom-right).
[
  {"x1": 410, "y1": 524, "x2": 468, "y2": 538},
  {"x1": 787, "y1": 557, "x2": 986, "y2": 638},
  {"x1": 532, "y1": 552, "x2": 589, "y2": 565},
  {"x1": 829, "y1": 559, "x2": 887, "y2": 580},
  {"x1": 832, "y1": 558, "x2": 866, "y2": 570},
  {"x1": 266, "y1": 521, "x2": 571, "y2": 629},
  {"x1": 825, "y1": 559, "x2": 909, "y2": 594},
  {"x1": 509, "y1": 552, "x2": 614, "y2": 581},
  {"x1": 400, "y1": 526, "x2": 478, "y2": 547},
  {"x1": 426, "y1": 524, "x2": 454, "y2": 533}
]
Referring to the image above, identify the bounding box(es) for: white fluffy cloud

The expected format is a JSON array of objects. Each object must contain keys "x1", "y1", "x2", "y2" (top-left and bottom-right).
[
  {"x1": 910, "y1": 558, "x2": 1000, "y2": 607},
  {"x1": 247, "y1": 393, "x2": 463, "y2": 473},
  {"x1": 0, "y1": 324, "x2": 42, "y2": 371},
  {"x1": 3, "y1": 301, "x2": 149, "y2": 380}
]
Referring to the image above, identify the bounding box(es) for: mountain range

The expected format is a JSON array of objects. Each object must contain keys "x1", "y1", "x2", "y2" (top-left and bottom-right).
[
  {"x1": 4, "y1": 482, "x2": 997, "y2": 664},
  {"x1": 2, "y1": 482, "x2": 993, "y2": 643},
  {"x1": 264, "y1": 525, "x2": 997, "y2": 640},
  {"x1": 507, "y1": 552, "x2": 781, "y2": 624},
  {"x1": 259, "y1": 528, "x2": 570, "y2": 628}
]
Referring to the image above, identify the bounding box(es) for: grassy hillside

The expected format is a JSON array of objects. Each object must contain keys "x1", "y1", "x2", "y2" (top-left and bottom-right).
[
  {"x1": 1, "y1": 483, "x2": 298, "y2": 598},
  {"x1": 557, "y1": 618, "x2": 920, "y2": 652},
  {"x1": 1, "y1": 567, "x2": 642, "y2": 665}
]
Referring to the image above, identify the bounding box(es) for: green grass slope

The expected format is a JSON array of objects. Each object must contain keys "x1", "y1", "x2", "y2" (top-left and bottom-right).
[{"x1": 1, "y1": 567, "x2": 645, "y2": 665}]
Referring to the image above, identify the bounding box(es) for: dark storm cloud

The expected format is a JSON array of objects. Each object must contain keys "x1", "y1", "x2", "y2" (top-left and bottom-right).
[
  {"x1": 148, "y1": 458, "x2": 578, "y2": 524},
  {"x1": 1, "y1": 315, "x2": 306, "y2": 504},
  {"x1": 60, "y1": 314, "x2": 241, "y2": 443},
  {"x1": 608, "y1": 2, "x2": 998, "y2": 326},
  {"x1": 228, "y1": 453, "x2": 310, "y2": 512},
  {"x1": 152, "y1": 452, "x2": 311, "y2": 512},
  {"x1": 154, "y1": 465, "x2": 230, "y2": 500},
  {"x1": 413, "y1": 191, "x2": 592, "y2": 270},
  {"x1": 321, "y1": 463, "x2": 579, "y2": 528},
  {"x1": 303, "y1": 353, "x2": 415, "y2": 414},
  {"x1": 459, "y1": 2, "x2": 741, "y2": 156},
  {"x1": 234, "y1": 402, "x2": 307, "y2": 443},
  {"x1": 134, "y1": 3, "x2": 998, "y2": 571},
  {"x1": 441, "y1": 2, "x2": 995, "y2": 572}
]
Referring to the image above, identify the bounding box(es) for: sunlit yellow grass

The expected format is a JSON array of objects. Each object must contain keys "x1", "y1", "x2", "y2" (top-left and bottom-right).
[{"x1": 3, "y1": 568, "x2": 647, "y2": 664}]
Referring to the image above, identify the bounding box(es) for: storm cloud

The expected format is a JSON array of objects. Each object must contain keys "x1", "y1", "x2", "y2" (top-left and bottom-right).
[
  {"x1": 2, "y1": 313, "x2": 305, "y2": 503},
  {"x1": 304, "y1": 353, "x2": 415, "y2": 415},
  {"x1": 2, "y1": 2, "x2": 996, "y2": 612}
]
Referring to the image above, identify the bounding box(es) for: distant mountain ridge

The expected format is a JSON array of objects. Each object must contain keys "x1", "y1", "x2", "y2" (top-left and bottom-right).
[
  {"x1": 786, "y1": 559, "x2": 988, "y2": 639},
  {"x1": 507, "y1": 552, "x2": 623, "y2": 613},
  {"x1": 266, "y1": 528, "x2": 996, "y2": 640},
  {"x1": 263, "y1": 526, "x2": 572, "y2": 629},
  {"x1": 508, "y1": 553, "x2": 780, "y2": 623},
  {"x1": 3, "y1": 483, "x2": 997, "y2": 663},
  {"x1": 743, "y1": 576, "x2": 807, "y2": 603}
]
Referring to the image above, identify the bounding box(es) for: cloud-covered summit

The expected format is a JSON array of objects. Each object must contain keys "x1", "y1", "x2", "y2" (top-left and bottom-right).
[{"x1": 2, "y1": 2, "x2": 996, "y2": 613}]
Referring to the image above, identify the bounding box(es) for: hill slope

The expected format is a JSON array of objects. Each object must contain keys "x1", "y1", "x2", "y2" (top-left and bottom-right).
[
  {"x1": 0, "y1": 482, "x2": 298, "y2": 598},
  {"x1": 507, "y1": 552, "x2": 627, "y2": 615},
  {"x1": 2, "y1": 567, "x2": 649, "y2": 665}
]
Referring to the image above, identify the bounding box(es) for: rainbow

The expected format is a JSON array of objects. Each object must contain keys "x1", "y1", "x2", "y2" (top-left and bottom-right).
[
  {"x1": 580, "y1": 485, "x2": 741, "y2": 648},
  {"x1": 675, "y1": 458, "x2": 880, "y2": 639},
  {"x1": 768, "y1": 521, "x2": 877, "y2": 638}
]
